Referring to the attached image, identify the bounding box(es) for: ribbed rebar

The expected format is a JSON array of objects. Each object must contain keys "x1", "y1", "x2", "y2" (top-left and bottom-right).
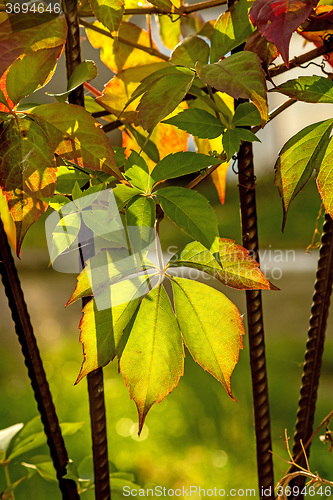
[
  {"x1": 62, "y1": 1, "x2": 111, "y2": 496},
  {"x1": 289, "y1": 213, "x2": 333, "y2": 499},
  {"x1": 238, "y1": 142, "x2": 275, "y2": 498},
  {"x1": 0, "y1": 219, "x2": 79, "y2": 500}
]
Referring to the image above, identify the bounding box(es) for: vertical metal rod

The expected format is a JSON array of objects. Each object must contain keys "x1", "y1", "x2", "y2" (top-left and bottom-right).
[
  {"x1": 62, "y1": 1, "x2": 111, "y2": 497},
  {"x1": 0, "y1": 219, "x2": 79, "y2": 500},
  {"x1": 289, "y1": 213, "x2": 333, "y2": 499},
  {"x1": 238, "y1": 142, "x2": 275, "y2": 498}
]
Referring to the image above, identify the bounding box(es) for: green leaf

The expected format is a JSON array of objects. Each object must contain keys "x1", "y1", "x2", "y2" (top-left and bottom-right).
[
  {"x1": 222, "y1": 127, "x2": 260, "y2": 160},
  {"x1": 124, "y1": 151, "x2": 153, "y2": 192},
  {"x1": 274, "y1": 119, "x2": 333, "y2": 229},
  {"x1": 119, "y1": 284, "x2": 184, "y2": 433},
  {"x1": 162, "y1": 109, "x2": 224, "y2": 139},
  {"x1": 156, "y1": 186, "x2": 219, "y2": 253},
  {"x1": 137, "y1": 67, "x2": 195, "y2": 131},
  {"x1": 51, "y1": 212, "x2": 82, "y2": 263},
  {"x1": 66, "y1": 248, "x2": 156, "y2": 305},
  {"x1": 0, "y1": 115, "x2": 57, "y2": 254},
  {"x1": 196, "y1": 52, "x2": 267, "y2": 124},
  {"x1": 0, "y1": 89, "x2": 11, "y2": 110},
  {"x1": 21, "y1": 456, "x2": 57, "y2": 483},
  {"x1": 29, "y1": 103, "x2": 122, "y2": 178},
  {"x1": 317, "y1": 137, "x2": 333, "y2": 219},
  {"x1": 171, "y1": 277, "x2": 244, "y2": 398},
  {"x1": 55, "y1": 165, "x2": 89, "y2": 194},
  {"x1": 170, "y1": 36, "x2": 210, "y2": 68},
  {"x1": 0, "y1": 423, "x2": 24, "y2": 456},
  {"x1": 273, "y1": 75, "x2": 333, "y2": 104},
  {"x1": 168, "y1": 240, "x2": 278, "y2": 290},
  {"x1": 47, "y1": 61, "x2": 98, "y2": 103},
  {"x1": 211, "y1": 0, "x2": 254, "y2": 63},
  {"x1": 231, "y1": 102, "x2": 261, "y2": 127},
  {"x1": 76, "y1": 289, "x2": 143, "y2": 383},
  {"x1": 89, "y1": 0, "x2": 124, "y2": 33},
  {"x1": 7, "y1": 419, "x2": 84, "y2": 462},
  {"x1": 151, "y1": 151, "x2": 214, "y2": 185},
  {"x1": 126, "y1": 196, "x2": 156, "y2": 252},
  {"x1": 148, "y1": 0, "x2": 174, "y2": 11},
  {"x1": 112, "y1": 183, "x2": 142, "y2": 211},
  {"x1": 125, "y1": 125, "x2": 160, "y2": 164},
  {"x1": 6, "y1": 46, "x2": 63, "y2": 105}
]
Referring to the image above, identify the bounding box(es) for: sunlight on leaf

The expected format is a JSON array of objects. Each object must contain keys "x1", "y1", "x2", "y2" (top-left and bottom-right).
[
  {"x1": 172, "y1": 277, "x2": 244, "y2": 399},
  {"x1": 119, "y1": 284, "x2": 184, "y2": 434},
  {"x1": 274, "y1": 118, "x2": 333, "y2": 229},
  {"x1": 317, "y1": 136, "x2": 333, "y2": 218},
  {"x1": 89, "y1": 0, "x2": 125, "y2": 33}
]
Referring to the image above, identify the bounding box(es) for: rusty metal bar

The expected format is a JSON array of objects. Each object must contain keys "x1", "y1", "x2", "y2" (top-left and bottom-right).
[
  {"x1": 0, "y1": 219, "x2": 79, "y2": 500},
  {"x1": 238, "y1": 142, "x2": 275, "y2": 498},
  {"x1": 289, "y1": 213, "x2": 333, "y2": 499},
  {"x1": 62, "y1": 0, "x2": 111, "y2": 497}
]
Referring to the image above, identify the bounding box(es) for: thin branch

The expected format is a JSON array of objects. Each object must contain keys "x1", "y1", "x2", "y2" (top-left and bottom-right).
[
  {"x1": 251, "y1": 98, "x2": 297, "y2": 134},
  {"x1": 78, "y1": 0, "x2": 227, "y2": 17},
  {"x1": 185, "y1": 161, "x2": 224, "y2": 189},
  {"x1": 269, "y1": 44, "x2": 331, "y2": 78},
  {"x1": 79, "y1": 19, "x2": 169, "y2": 61},
  {"x1": 102, "y1": 119, "x2": 124, "y2": 133}
]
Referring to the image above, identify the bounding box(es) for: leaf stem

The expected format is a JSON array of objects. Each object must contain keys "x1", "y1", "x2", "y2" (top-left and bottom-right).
[
  {"x1": 4, "y1": 463, "x2": 15, "y2": 500},
  {"x1": 79, "y1": 19, "x2": 169, "y2": 62},
  {"x1": 78, "y1": 0, "x2": 227, "y2": 17}
]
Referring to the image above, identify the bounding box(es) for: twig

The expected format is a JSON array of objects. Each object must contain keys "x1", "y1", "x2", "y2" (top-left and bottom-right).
[
  {"x1": 269, "y1": 44, "x2": 331, "y2": 78},
  {"x1": 79, "y1": 19, "x2": 169, "y2": 61},
  {"x1": 252, "y1": 98, "x2": 296, "y2": 134},
  {"x1": 78, "y1": 0, "x2": 227, "y2": 17},
  {"x1": 185, "y1": 161, "x2": 224, "y2": 189}
]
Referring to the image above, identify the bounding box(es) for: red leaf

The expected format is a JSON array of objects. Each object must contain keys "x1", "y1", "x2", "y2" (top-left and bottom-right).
[
  {"x1": 249, "y1": 0, "x2": 319, "y2": 65},
  {"x1": 298, "y1": 5, "x2": 333, "y2": 68}
]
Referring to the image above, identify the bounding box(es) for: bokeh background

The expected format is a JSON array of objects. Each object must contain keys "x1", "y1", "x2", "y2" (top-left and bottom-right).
[{"x1": 1, "y1": 10, "x2": 333, "y2": 499}]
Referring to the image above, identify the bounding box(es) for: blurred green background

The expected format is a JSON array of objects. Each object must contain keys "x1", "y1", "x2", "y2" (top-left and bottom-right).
[{"x1": 1, "y1": 169, "x2": 333, "y2": 499}]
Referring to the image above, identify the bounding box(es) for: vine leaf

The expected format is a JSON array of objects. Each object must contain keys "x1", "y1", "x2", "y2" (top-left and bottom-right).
[
  {"x1": 151, "y1": 151, "x2": 214, "y2": 185},
  {"x1": 273, "y1": 75, "x2": 333, "y2": 103},
  {"x1": 124, "y1": 151, "x2": 153, "y2": 192},
  {"x1": 231, "y1": 102, "x2": 262, "y2": 127},
  {"x1": 28, "y1": 103, "x2": 122, "y2": 178},
  {"x1": 148, "y1": 0, "x2": 175, "y2": 12},
  {"x1": 211, "y1": 0, "x2": 254, "y2": 63},
  {"x1": 155, "y1": 186, "x2": 220, "y2": 253},
  {"x1": 47, "y1": 60, "x2": 98, "y2": 103},
  {"x1": 66, "y1": 248, "x2": 156, "y2": 306},
  {"x1": 316, "y1": 137, "x2": 333, "y2": 218},
  {"x1": 196, "y1": 52, "x2": 268, "y2": 124},
  {"x1": 171, "y1": 277, "x2": 244, "y2": 399},
  {"x1": 137, "y1": 67, "x2": 195, "y2": 131},
  {"x1": 244, "y1": 29, "x2": 279, "y2": 72},
  {"x1": 223, "y1": 127, "x2": 260, "y2": 160},
  {"x1": 274, "y1": 118, "x2": 333, "y2": 229},
  {"x1": 162, "y1": 108, "x2": 224, "y2": 139},
  {"x1": 168, "y1": 240, "x2": 278, "y2": 290},
  {"x1": 76, "y1": 292, "x2": 142, "y2": 384},
  {"x1": 170, "y1": 36, "x2": 210, "y2": 68},
  {"x1": 249, "y1": 0, "x2": 319, "y2": 65},
  {"x1": 6, "y1": 46, "x2": 64, "y2": 106},
  {"x1": 88, "y1": 0, "x2": 125, "y2": 33},
  {"x1": 85, "y1": 21, "x2": 165, "y2": 73},
  {"x1": 298, "y1": 5, "x2": 333, "y2": 68},
  {"x1": 126, "y1": 196, "x2": 156, "y2": 252},
  {"x1": 119, "y1": 284, "x2": 184, "y2": 434},
  {"x1": 0, "y1": 13, "x2": 67, "y2": 79},
  {"x1": 0, "y1": 116, "x2": 56, "y2": 254}
]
